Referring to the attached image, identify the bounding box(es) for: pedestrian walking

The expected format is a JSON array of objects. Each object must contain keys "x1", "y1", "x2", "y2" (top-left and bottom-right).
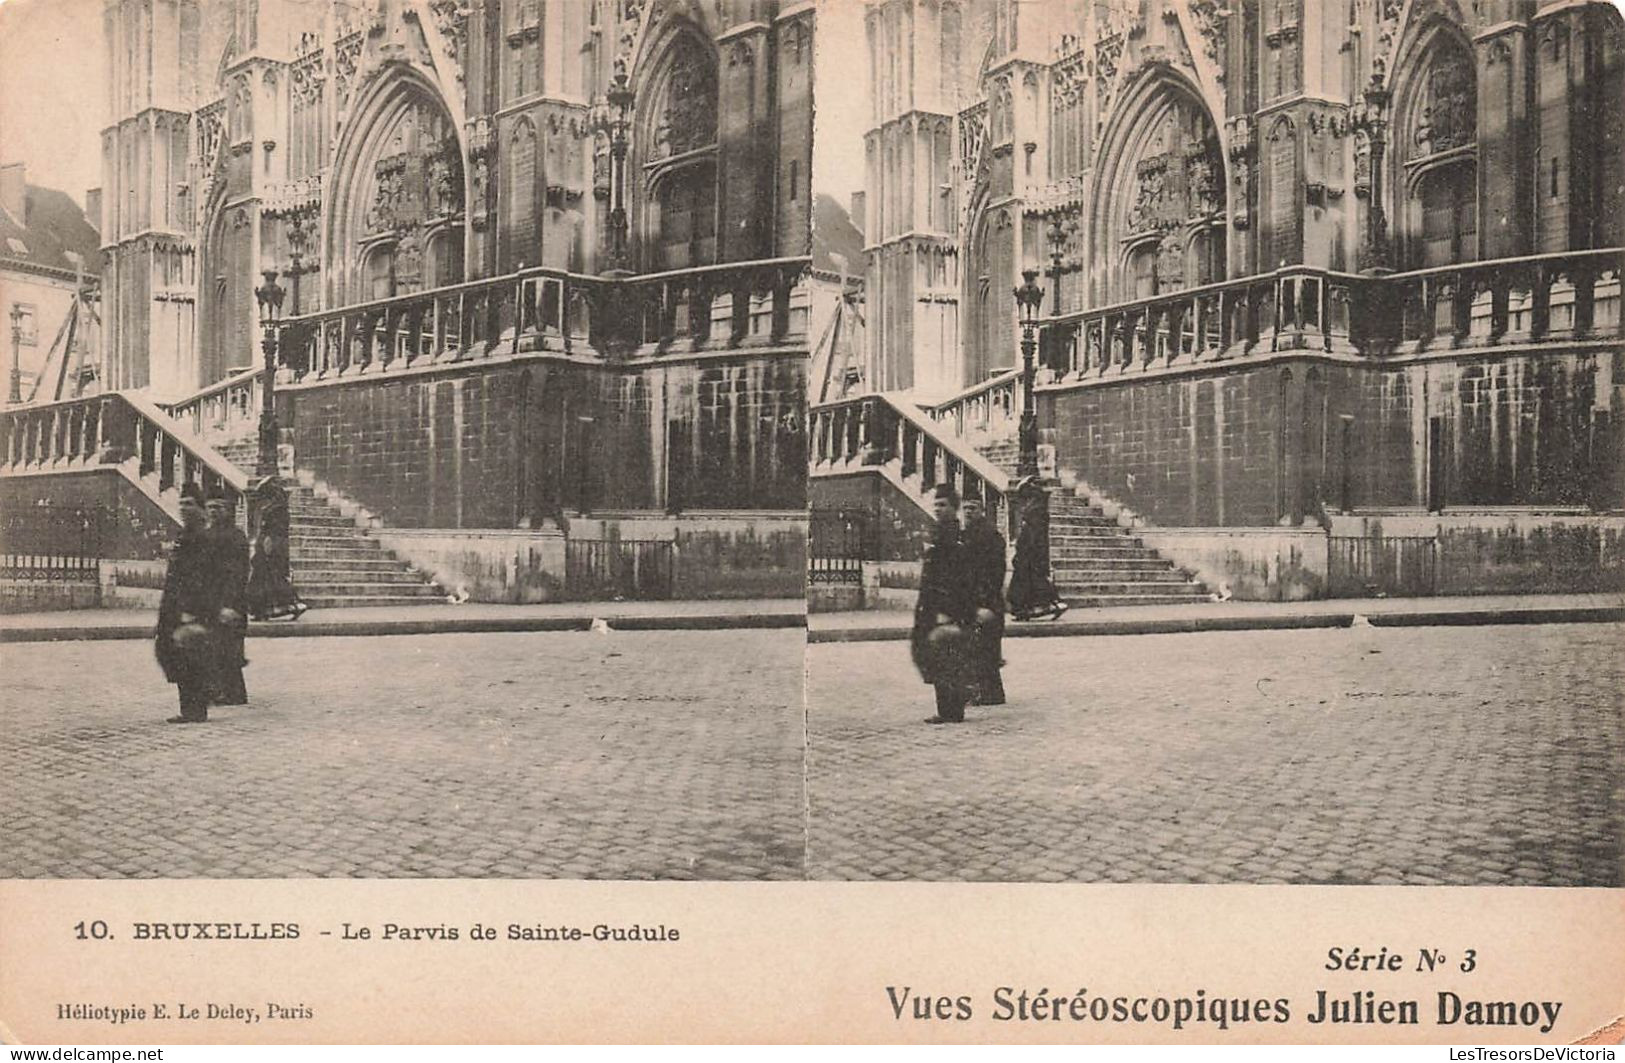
[
  {"x1": 912, "y1": 483, "x2": 976, "y2": 724},
  {"x1": 205, "y1": 486, "x2": 250, "y2": 705},
  {"x1": 154, "y1": 483, "x2": 222, "y2": 724},
  {"x1": 1006, "y1": 476, "x2": 1069, "y2": 622},
  {"x1": 247, "y1": 477, "x2": 308, "y2": 621},
  {"x1": 960, "y1": 495, "x2": 1007, "y2": 706}
]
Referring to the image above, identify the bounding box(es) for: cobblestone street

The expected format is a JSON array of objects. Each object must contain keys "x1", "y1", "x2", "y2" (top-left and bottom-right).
[
  {"x1": 0, "y1": 631, "x2": 804, "y2": 879},
  {"x1": 807, "y1": 623, "x2": 1625, "y2": 885}
]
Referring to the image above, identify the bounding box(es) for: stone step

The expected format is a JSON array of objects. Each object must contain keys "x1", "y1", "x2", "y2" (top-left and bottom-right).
[
  {"x1": 1049, "y1": 514, "x2": 1122, "y2": 528},
  {"x1": 288, "y1": 513, "x2": 363, "y2": 527},
  {"x1": 1051, "y1": 527, "x2": 1142, "y2": 540},
  {"x1": 291, "y1": 555, "x2": 411, "y2": 570},
  {"x1": 291, "y1": 567, "x2": 429, "y2": 584},
  {"x1": 289, "y1": 533, "x2": 383, "y2": 549},
  {"x1": 1049, "y1": 541, "x2": 1156, "y2": 557},
  {"x1": 1049, "y1": 502, "x2": 1110, "y2": 519},
  {"x1": 288, "y1": 543, "x2": 388, "y2": 559},
  {"x1": 294, "y1": 581, "x2": 446, "y2": 598},
  {"x1": 1051, "y1": 557, "x2": 1175, "y2": 572},
  {"x1": 1053, "y1": 572, "x2": 1183, "y2": 588},
  {"x1": 1060, "y1": 594, "x2": 1214, "y2": 608},
  {"x1": 300, "y1": 595, "x2": 451, "y2": 609},
  {"x1": 1056, "y1": 580, "x2": 1209, "y2": 595}
]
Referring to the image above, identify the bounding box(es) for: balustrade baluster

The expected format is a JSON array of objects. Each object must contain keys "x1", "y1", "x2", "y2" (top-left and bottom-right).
[
  {"x1": 84, "y1": 402, "x2": 100, "y2": 460},
  {"x1": 560, "y1": 283, "x2": 576, "y2": 353},
  {"x1": 1574, "y1": 267, "x2": 1597, "y2": 337},
  {"x1": 158, "y1": 434, "x2": 177, "y2": 492},
  {"x1": 729, "y1": 275, "x2": 751, "y2": 345},
  {"x1": 1532, "y1": 264, "x2": 1553, "y2": 339},
  {"x1": 514, "y1": 278, "x2": 530, "y2": 347},
  {"x1": 771, "y1": 268, "x2": 793, "y2": 342}
]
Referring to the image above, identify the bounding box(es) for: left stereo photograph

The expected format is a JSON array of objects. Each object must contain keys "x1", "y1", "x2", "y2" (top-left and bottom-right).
[{"x1": 0, "y1": 0, "x2": 814, "y2": 881}]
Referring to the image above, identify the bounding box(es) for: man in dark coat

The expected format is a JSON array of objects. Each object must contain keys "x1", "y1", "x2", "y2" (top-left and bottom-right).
[
  {"x1": 155, "y1": 484, "x2": 222, "y2": 723},
  {"x1": 960, "y1": 495, "x2": 1007, "y2": 706},
  {"x1": 205, "y1": 487, "x2": 251, "y2": 706},
  {"x1": 912, "y1": 482, "x2": 975, "y2": 724}
]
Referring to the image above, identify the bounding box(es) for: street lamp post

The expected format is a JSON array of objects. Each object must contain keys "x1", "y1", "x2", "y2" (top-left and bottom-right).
[
  {"x1": 7, "y1": 303, "x2": 23, "y2": 406},
  {"x1": 1013, "y1": 268, "x2": 1046, "y2": 480},
  {"x1": 1045, "y1": 216, "x2": 1078, "y2": 318},
  {"x1": 603, "y1": 57, "x2": 635, "y2": 274},
  {"x1": 253, "y1": 269, "x2": 286, "y2": 479}
]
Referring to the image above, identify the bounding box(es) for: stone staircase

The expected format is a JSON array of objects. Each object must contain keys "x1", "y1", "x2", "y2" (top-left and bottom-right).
[
  {"x1": 979, "y1": 440, "x2": 1211, "y2": 608},
  {"x1": 214, "y1": 440, "x2": 447, "y2": 609}
]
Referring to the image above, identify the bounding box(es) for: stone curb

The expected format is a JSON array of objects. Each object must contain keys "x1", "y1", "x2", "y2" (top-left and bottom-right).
[
  {"x1": 806, "y1": 605, "x2": 1625, "y2": 644},
  {"x1": 7, "y1": 605, "x2": 1620, "y2": 645},
  {"x1": 0, "y1": 611, "x2": 808, "y2": 644}
]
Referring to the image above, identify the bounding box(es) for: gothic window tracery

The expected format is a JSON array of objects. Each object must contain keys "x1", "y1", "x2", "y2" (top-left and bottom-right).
[
  {"x1": 1398, "y1": 31, "x2": 1478, "y2": 268},
  {"x1": 641, "y1": 28, "x2": 720, "y2": 270},
  {"x1": 352, "y1": 94, "x2": 465, "y2": 297},
  {"x1": 1111, "y1": 94, "x2": 1225, "y2": 297},
  {"x1": 650, "y1": 33, "x2": 718, "y2": 161}
]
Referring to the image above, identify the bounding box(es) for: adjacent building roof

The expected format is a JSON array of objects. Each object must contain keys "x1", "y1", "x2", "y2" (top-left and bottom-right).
[
  {"x1": 813, "y1": 193, "x2": 865, "y2": 277},
  {"x1": 0, "y1": 181, "x2": 104, "y2": 281}
]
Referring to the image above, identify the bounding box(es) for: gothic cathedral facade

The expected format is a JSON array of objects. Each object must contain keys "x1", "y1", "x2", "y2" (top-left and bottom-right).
[{"x1": 97, "y1": 0, "x2": 814, "y2": 398}]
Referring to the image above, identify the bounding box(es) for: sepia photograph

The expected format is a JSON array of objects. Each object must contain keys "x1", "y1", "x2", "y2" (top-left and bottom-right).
[
  {"x1": 805, "y1": 0, "x2": 1625, "y2": 886},
  {"x1": 0, "y1": 0, "x2": 812, "y2": 881},
  {"x1": 1, "y1": 0, "x2": 1624, "y2": 1047}
]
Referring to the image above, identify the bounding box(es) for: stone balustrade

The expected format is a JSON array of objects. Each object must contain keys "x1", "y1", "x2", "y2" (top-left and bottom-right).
[
  {"x1": 1040, "y1": 248, "x2": 1624, "y2": 382},
  {"x1": 1383, "y1": 247, "x2": 1623, "y2": 350},
  {"x1": 2, "y1": 391, "x2": 249, "y2": 508},
  {"x1": 274, "y1": 256, "x2": 811, "y2": 382},
  {"x1": 810, "y1": 391, "x2": 1013, "y2": 535},
  {"x1": 161, "y1": 366, "x2": 264, "y2": 442},
  {"x1": 921, "y1": 368, "x2": 1022, "y2": 444}
]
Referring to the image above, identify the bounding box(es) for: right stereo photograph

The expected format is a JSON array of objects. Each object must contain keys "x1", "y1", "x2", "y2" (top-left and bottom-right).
[{"x1": 805, "y1": 0, "x2": 1625, "y2": 886}]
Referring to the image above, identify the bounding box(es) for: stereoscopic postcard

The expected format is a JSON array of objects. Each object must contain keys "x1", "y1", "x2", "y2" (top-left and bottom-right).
[{"x1": 1, "y1": 0, "x2": 1621, "y2": 1046}]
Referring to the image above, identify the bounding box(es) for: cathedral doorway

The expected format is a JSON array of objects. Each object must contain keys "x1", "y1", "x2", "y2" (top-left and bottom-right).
[
  {"x1": 327, "y1": 74, "x2": 465, "y2": 307},
  {"x1": 637, "y1": 28, "x2": 720, "y2": 271},
  {"x1": 1395, "y1": 28, "x2": 1478, "y2": 270},
  {"x1": 1091, "y1": 75, "x2": 1226, "y2": 306}
]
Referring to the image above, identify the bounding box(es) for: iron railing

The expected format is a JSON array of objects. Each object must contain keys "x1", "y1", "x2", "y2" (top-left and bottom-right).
[
  {"x1": 0, "y1": 502, "x2": 113, "y2": 582},
  {"x1": 1328, "y1": 536, "x2": 1439, "y2": 598},
  {"x1": 564, "y1": 539, "x2": 675, "y2": 601},
  {"x1": 808, "y1": 508, "x2": 870, "y2": 584}
]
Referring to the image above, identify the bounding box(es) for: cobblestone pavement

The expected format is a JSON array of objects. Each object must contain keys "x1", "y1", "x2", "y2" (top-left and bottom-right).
[
  {"x1": 807, "y1": 623, "x2": 1625, "y2": 885},
  {"x1": 0, "y1": 631, "x2": 804, "y2": 879}
]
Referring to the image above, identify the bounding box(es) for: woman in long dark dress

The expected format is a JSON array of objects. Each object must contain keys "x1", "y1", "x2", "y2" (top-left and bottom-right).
[
  {"x1": 247, "y1": 479, "x2": 308, "y2": 621},
  {"x1": 1005, "y1": 478, "x2": 1069, "y2": 621}
]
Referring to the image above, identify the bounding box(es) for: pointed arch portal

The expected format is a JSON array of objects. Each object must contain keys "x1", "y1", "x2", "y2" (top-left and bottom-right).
[
  {"x1": 325, "y1": 68, "x2": 465, "y2": 306},
  {"x1": 1090, "y1": 71, "x2": 1226, "y2": 306}
]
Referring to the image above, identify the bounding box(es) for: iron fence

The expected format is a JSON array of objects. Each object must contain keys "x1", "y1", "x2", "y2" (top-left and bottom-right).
[
  {"x1": 0, "y1": 502, "x2": 112, "y2": 583},
  {"x1": 565, "y1": 539, "x2": 675, "y2": 601},
  {"x1": 809, "y1": 508, "x2": 870, "y2": 585},
  {"x1": 1328, "y1": 535, "x2": 1439, "y2": 598}
]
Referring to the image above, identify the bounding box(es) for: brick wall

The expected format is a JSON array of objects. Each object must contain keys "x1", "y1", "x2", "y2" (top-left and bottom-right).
[
  {"x1": 0, "y1": 469, "x2": 176, "y2": 560},
  {"x1": 1041, "y1": 349, "x2": 1623, "y2": 528},
  {"x1": 1045, "y1": 366, "x2": 1287, "y2": 526},
  {"x1": 810, "y1": 473, "x2": 934, "y2": 564},
  {"x1": 283, "y1": 353, "x2": 807, "y2": 528}
]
